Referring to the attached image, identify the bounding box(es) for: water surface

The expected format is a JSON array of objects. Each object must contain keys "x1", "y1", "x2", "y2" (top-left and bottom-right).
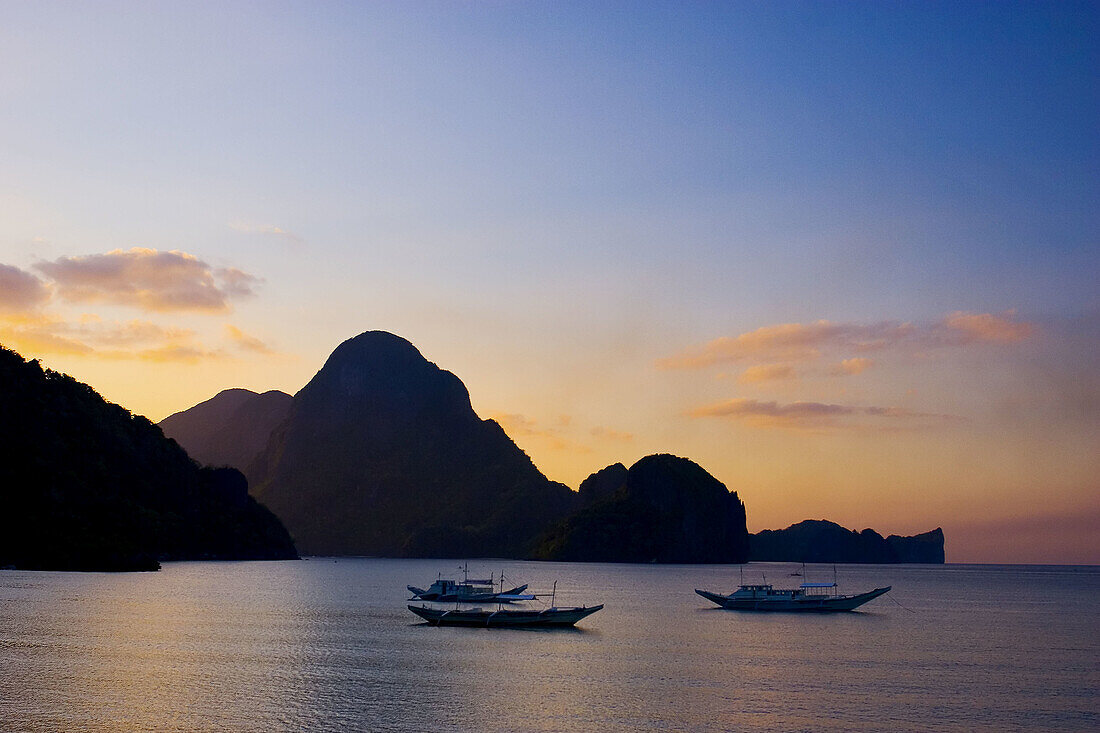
[{"x1": 2, "y1": 560, "x2": 1097, "y2": 731}]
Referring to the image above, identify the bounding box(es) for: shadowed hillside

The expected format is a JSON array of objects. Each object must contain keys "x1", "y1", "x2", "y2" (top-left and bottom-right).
[
  {"x1": 0, "y1": 346, "x2": 298, "y2": 571},
  {"x1": 160, "y1": 388, "x2": 292, "y2": 472}
]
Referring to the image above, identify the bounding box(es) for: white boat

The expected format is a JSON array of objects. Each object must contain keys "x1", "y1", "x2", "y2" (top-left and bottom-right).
[
  {"x1": 407, "y1": 564, "x2": 534, "y2": 603},
  {"x1": 407, "y1": 578, "x2": 533, "y2": 602}
]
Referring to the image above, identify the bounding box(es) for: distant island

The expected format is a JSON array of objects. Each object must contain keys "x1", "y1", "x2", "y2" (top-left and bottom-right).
[
  {"x1": 0, "y1": 346, "x2": 297, "y2": 571},
  {"x1": 533, "y1": 454, "x2": 749, "y2": 563},
  {"x1": 751, "y1": 520, "x2": 945, "y2": 564}
]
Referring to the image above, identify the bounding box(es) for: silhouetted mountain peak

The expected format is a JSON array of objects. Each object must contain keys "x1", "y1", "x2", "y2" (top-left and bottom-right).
[
  {"x1": 294, "y1": 331, "x2": 473, "y2": 426},
  {"x1": 578, "y1": 462, "x2": 627, "y2": 505},
  {"x1": 625, "y1": 453, "x2": 733, "y2": 512},
  {"x1": 534, "y1": 454, "x2": 749, "y2": 563},
  {"x1": 250, "y1": 330, "x2": 577, "y2": 557},
  {"x1": 160, "y1": 388, "x2": 292, "y2": 473}
]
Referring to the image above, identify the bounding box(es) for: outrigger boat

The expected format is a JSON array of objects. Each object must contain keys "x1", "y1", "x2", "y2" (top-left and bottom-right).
[
  {"x1": 407, "y1": 603, "x2": 603, "y2": 628},
  {"x1": 407, "y1": 564, "x2": 534, "y2": 603},
  {"x1": 408, "y1": 578, "x2": 603, "y2": 628},
  {"x1": 407, "y1": 578, "x2": 533, "y2": 603},
  {"x1": 696, "y1": 567, "x2": 890, "y2": 612}
]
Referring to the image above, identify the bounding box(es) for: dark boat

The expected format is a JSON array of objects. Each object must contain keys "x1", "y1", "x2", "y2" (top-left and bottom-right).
[
  {"x1": 695, "y1": 582, "x2": 891, "y2": 612},
  {"x1": 408, "y1": 604, "x2": 603, "y2": 628}
]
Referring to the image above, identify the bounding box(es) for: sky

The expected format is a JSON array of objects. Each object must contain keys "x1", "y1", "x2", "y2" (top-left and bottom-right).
[{"x1": 1, "y1": 1, "x2": 1096, "y2": 563}]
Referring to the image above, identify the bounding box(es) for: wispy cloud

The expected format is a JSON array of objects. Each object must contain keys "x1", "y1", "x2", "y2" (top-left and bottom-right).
[
  {"x1": 590, "y1": 425, "x2": 635, "y2": 442},
  {"x1": 0, "y1": 313, "x2": 221, "y2": 363},
  {"x1": 490, "y1": 412, "x2": 589, "y2": 452},
  {"x1": 0, "y1": 315, "x2": 94, "y2": 356},
  {"x1": 229, "y1": 221, "x2": 303, "y2": 245},
  {"x1": 130, "y1": 343, "x2": 220, "y2": 364},
  {"x1": 0, "y1": 264, "x2": 51, "y2": 312},
  {"x1": 89, "y1": 319, "x2": 196, "y2": 347},
  {"x1": 34, "y1": 248, "x2": 260, "y2": 313},
  {"x1": 737, "y1": 364, "x2": 796, "y2": 384},
  {"x1": 834, "y1": 357, "x2": 873, "y2": 375},
  {"x1": 942, "y1": 311, "x2": 1033, "y2": 344},
  {"x1": 659, "y1": 312, "x2": 1034, "y2": 370},
  {"x1": 689, "y1": 398, "x2": 962, "y2": 431},
  {"x1": 224, "y1": 324, "x2": 276, "y2": 355},
  {"x1": 492, "y1": 412, "x2": 634, "y2": 450}
]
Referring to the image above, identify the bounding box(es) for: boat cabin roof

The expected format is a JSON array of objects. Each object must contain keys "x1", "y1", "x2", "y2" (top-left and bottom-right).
[{"x1": 800, "y1": 582, "x2": 837, "y2": 588}]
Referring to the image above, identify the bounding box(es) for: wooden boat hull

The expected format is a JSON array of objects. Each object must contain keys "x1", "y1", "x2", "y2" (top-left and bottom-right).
[
  {"x1": 695, "y1": 586, "x2": 891, "y2": 612},
  {"x1": 408, "y1": 604, "x2": 603, "y2": 627}
]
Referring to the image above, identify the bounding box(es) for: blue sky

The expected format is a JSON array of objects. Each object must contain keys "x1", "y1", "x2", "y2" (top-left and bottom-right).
[{"x1": 1, "y1": 2, "x2": 1097, "y2": 561}]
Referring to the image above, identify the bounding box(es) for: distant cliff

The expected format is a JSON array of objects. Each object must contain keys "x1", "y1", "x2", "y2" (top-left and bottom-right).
[
  {"x1": 0, "y1": 346, "x2": 297, "y2": 571},
  {"x1": 160, "y1": 388, "x2": 292, "y2": 473},
  {"x1": 750, "y1": 520, "x2": 945, "y2": 563},
  {"x1": 533, "y1": 454, "x2": 749, "y2": 563},
  {"x1": 248, "y1": 330, "x2": 578, "y2": 557}
]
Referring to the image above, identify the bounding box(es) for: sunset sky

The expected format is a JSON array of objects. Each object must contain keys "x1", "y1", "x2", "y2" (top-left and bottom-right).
[{"x1": 1, "y1": 2, "x2": 1096, "y2": 563}]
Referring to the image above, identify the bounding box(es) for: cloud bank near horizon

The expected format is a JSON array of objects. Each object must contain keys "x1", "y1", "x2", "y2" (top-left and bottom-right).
[{"x1": 659, "y1": 312, "x2": 1034, "y2": 371}]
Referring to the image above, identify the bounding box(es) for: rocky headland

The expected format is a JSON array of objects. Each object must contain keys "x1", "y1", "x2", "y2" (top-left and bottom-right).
[
  {"x1": 533, "y1": 454, "x2": 750, "y2": 563},
  {"x1": 0, "y1": 346, "x2": 297, "y2": 571}
]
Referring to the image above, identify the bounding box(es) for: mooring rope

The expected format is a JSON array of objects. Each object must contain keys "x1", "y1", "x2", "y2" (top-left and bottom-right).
[{"x1": 888, "y1": 594, "x2": 916, "y2": 613}]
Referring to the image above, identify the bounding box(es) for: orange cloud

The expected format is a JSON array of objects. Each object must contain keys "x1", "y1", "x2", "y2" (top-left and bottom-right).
[
  {"x1": 836, "y1": 357, "x2": 873, "y2": 375},
  {"x1": 225, "y1": 324, "x2": 276, "y2": 355},
  {"x1": 133, "y1": 343, "x2": 221, "y2": 364},
  {"x1": 0, "y1": 314, "x2": 219, "y2": 363},
  {"x1": 0, "y1": 264, "x2": 51, "y2": 312},
  {"x1": 490, "y1": 412, "x2": 594, "y2": 453},
  {"x1": 91, "y1": 320, "x2": 195, "y2": 347},
  {"x1": 942, "y1": 311, "x2": 1033, "y2": 344},
  {"x1": 35, "y1": 248, "x2": 260, "y2": 313},
  {"x1": 738, "y1": 364, "x2": 796, "y2": 384},
  {"x1": 590, "y1": 425, "x2": 634, "y2": 442},
  {"x1": 661, "y1": 312, "x2": 1034, "y2": 370},
  {"x1": 659, "y1": 320, "x2": 916, "y2": 369},
  {"x1": 0, "y1": 327, "x2": 93, "y2": 357}
]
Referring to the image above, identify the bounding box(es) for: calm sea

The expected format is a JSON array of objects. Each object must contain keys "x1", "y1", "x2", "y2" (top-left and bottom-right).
[{"x1": 1, "y1": 560, "x2": 1097, "y2": 732}]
